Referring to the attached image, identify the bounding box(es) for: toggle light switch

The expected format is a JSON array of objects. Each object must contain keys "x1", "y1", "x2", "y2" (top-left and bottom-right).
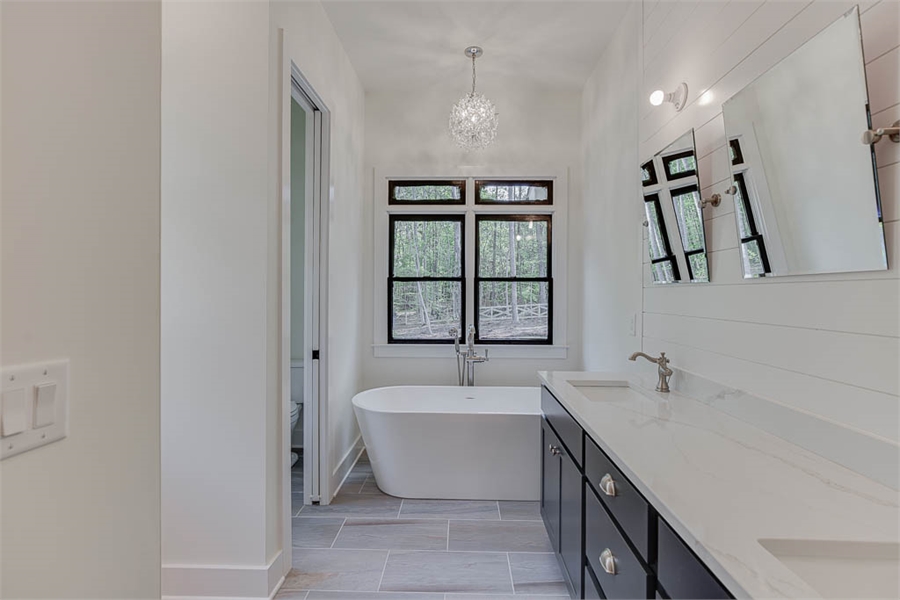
[
  {"x1": 1, "y1": 388, "x2": 28, "y2": 436},
  {"x1": 33, "y1": 383, "x2": 56, "y2": 428}
]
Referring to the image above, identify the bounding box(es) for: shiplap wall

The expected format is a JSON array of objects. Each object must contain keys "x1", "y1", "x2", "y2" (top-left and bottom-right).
[{"x1": 639, "y1": 0, "x2": 900, "y2": 445}]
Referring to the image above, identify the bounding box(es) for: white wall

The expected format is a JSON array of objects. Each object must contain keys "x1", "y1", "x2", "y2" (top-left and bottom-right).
[
  {"x1": 637, "y1": 0, "x2": 900, "y2": 446},
  {"x1": 1, "y1": 1, "x2": 161, "y2": 597},
  {"x1": 362, "y1": 85, "x2": 584, "y2": 388},
  {"x1": 581, "y1": 2, "x2": 644, "y2": 370},
  {"x1": 161, "y1": 1, "x2": 275, "y2": 594},
  {"x1": 272, "y1": 0, "x2": 367, "y2": 498},
  {"x1": 161, "y1": 1, "x2": 366, "y2": 595}
]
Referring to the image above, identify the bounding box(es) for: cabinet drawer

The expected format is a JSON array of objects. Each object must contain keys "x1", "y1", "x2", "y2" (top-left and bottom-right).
[
  {"x1": 585, "y1": 487, "x2": 653, "y2": 599},
  {"x1": 541, "y1": 386, "x2": 583, "y2": 467},
  {"x1": 657, "y1": 519, "x2": 732, "y2": 599},
  {"x1": 585, "y1": 436, "x2": 651, "y2": 561}
]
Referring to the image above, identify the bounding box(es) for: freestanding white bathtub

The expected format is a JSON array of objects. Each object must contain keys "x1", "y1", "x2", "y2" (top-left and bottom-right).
[{"x1": 352, "y1": 386, "x2": 541, "y2": 501}]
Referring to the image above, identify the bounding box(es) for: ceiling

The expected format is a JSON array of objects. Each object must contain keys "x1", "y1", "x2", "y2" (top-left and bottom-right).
[{"x1": 321, "y1": 1, "x2": 631, "y2": 92}]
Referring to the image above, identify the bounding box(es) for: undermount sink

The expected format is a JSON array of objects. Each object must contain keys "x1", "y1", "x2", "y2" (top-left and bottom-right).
[
  {"x1": 758, "y1": 538, "x2": 900, "y2": 599},
  {"x1": 568, "y1": 379, "x2": 630, "y2": 389}
]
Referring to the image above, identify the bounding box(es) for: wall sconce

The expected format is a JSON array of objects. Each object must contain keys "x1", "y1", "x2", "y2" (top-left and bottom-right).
[{"x1": 649, "y1": 82, "x2": 688, "y2": 112}]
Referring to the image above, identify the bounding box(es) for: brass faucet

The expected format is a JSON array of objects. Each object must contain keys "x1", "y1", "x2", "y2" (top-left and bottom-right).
[{"x1": 629, "y1": 351, "x2": 673, "y2": 393}]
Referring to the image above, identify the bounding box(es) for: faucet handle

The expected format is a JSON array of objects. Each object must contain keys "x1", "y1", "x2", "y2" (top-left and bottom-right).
[{"x1": 483, "y1": 348, "x2": 489, "y2": 361}]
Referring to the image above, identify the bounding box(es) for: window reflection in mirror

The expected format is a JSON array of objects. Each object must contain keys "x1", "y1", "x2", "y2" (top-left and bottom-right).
[
  {"x1": 722, "y1": 6, "x2": 887, "y2": 278},
  {"x1": 640, "y1": 129, "x2": 710, "y2": 284}
]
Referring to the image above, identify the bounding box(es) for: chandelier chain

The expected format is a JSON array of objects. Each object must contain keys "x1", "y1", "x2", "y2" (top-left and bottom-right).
[{"x1": 471, "y1": 55, "x2": 477, "y2": 95}]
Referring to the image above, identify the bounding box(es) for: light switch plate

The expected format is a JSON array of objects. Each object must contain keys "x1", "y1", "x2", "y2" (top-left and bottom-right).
[
  {"x1": 1, "y1": 360, "x2": 68, "y2": 460},
  {"x1": 1, "y1": 388, "x2": 28, "y2": 436}
]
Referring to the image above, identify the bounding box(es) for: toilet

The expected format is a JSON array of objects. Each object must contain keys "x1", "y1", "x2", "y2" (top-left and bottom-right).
[{"x1": 290, "y1": 361, "x2": 304, "y2": 466}]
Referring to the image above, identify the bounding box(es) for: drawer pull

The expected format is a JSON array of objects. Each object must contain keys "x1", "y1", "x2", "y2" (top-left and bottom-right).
[
  {"x1": 549, "y1": 444, "x2": 561, "y2": 456},
  {"x1": 599, "y1": 548, "x2": 617, "y2": 575},
  {"x1": 599, "y1": 473, "x2": 617, "y2": 497}
]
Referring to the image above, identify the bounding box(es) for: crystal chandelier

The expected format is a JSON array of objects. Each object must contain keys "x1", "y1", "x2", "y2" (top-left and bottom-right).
[{"x1": 449, "y1": 46, "x2": 499, "y2": 151}]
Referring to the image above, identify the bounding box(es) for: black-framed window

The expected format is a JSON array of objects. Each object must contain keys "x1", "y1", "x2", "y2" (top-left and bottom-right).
[
  {"x1": 669, "y1": 184, "x2": 708, "y2": 281},
  {"x1": 475, "y1": 215, "x2": 552, "y2": 344},
  {"x1": 475, "y1": 180, "x2": 552, "y2": 205},
  {"x1": 388, "y1": 215, "x2": 465, "y2": 342},
  {"x1": 644, "y1": 193, "x2": 680, "y2": 283},
  {"x1": 732, "y1": 173, "x2": 771, "y2": 276},
  {"x1": 388, "y1": 180, "x2": 466, "y2": 205},
  {"x1": 729, "y1": 139, "x2": 744, "y2": 166},
  {"x1": 641, "y1": 159, "x2": 658, "y2": 187},
  {"x1": 662, "y1": 149, "x2": 697, "y2": 181}
]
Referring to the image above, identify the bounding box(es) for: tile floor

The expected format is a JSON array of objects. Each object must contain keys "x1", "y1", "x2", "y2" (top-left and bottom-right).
[{"x1": 280, "y1": 454, "x2": 568, "y2": 599}]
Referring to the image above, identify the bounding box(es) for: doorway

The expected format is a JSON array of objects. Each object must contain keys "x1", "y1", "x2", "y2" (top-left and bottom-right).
[{"x1": 282, "y1": 58, "x2": 331, "y2": 570}]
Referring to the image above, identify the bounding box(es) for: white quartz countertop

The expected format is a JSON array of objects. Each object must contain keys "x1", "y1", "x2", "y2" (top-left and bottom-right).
[{"x1": 538, "y1": 370, "x2": 899, "y2": 600}]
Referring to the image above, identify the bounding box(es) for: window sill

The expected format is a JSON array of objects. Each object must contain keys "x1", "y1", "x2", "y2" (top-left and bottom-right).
[{"x1": 372, "y1": 344, "x2": 568, "y2": 360}]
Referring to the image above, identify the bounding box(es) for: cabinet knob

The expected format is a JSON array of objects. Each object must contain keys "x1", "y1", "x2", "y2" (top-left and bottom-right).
[
  {"x1": 600, "y1": 548, "x2": 617, "y2": 575},
  {"x1": 548, "y1": 444, "x2": 561, "y2": 456},
  {"x1": 599, "y1": 473, "x2": 617, "y2": 497}
]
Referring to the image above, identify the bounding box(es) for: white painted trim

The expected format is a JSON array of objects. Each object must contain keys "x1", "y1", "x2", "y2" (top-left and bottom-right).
[
  {"x1": 372, "y1": 344, "x2": 569, "y2": 359},
  {"x1": 330, "y1": 433, "x2": 365, "y2": 500},
  {"x1": 162, "y1": 551, "x2": 284, "y2": 600},
  {"x1": 372, "y1": 165, "x2": 570, "y2": 351}
]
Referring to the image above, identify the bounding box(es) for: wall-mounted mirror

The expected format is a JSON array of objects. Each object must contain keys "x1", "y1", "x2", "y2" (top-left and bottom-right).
[
  {"x1": 722, "y1": 6, "x2": 887, "y2": 278},
  {"x1": 641, "y1": 129, "x2": 709, "y2": 284}
]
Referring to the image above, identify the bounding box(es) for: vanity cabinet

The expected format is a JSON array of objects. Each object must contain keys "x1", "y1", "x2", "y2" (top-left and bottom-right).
[
  {"x1": 541, "y1": 385, "x2": 734, "y2": 600},
  {"x1": 540, "y1": 388, "x2": 583, "y2": 598}
]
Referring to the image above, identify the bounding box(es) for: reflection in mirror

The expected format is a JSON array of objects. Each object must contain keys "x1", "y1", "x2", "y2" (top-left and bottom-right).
[
  {"x1": 722, "y1": 7, "x2": 887, "y2": 278},
  {"x1": 640, "y1": 129, "x2": 710, "y2": 283}
]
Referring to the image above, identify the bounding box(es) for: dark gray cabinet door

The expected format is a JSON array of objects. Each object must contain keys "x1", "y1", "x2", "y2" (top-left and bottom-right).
[
  {"x1": 541, "y1": 418, "x2": 561, "y2": 553},
  {"x1": 559, "y1": 447, "x2": 583, "y2": 598}
]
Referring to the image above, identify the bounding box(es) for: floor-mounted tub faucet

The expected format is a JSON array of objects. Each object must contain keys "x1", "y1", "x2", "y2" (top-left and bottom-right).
[
  {"x1": 450, "y1": 326, "x2": 488, "y2": 386},
  {"x1": 629, "y1": 351, "x2": 672, "y2": 393}
]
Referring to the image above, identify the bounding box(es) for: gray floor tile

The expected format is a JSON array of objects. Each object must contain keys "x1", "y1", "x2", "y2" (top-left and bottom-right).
[
  {"x1": 448, "y1": 520, "x2": 553, "y2": 552},
  {"x1": 333, "y1": 519, "x2": 448, "y2": 551},
  {"x1": 285, "y1": 549, "x2": 388, "y2": 592},
  {"x1": 274, "y1": 591, "x2": 309, "y2": 599},
  {"x1": 380, "y1": 550, "x2": 513, "y2": 594},
  {"x1": 509, "y1": 552, "x2": 569, "y2": 596},
  {"x1": 292, "y1": 517, "x2": 345, "y2": 549},
  {"x1": 446, "y1": 595, "x2": 569, "y2": 599},
  {"x1": 293, "y1": 493, "x2": 305, "y2": 517},
  {"x1": 399, "y1": 499, "x2": 500, "y2": 520},
  {"x1": 358, "y1": 478, "x2": 384, "y2": 494},
  {"x1": 307, "y1": 592, "x2": 443, "y2": 599},
  {"x1": 499, "y1": 500, "x2": 542, "y2": 521},
  {"x1": 299, "y1": 492, "x2": 402, "y2": 518}
]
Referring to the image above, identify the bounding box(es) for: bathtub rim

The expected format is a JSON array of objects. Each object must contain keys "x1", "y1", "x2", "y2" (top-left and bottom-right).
[{"x1": 351, "y1": 384, "x2": 542, "y2": 415}]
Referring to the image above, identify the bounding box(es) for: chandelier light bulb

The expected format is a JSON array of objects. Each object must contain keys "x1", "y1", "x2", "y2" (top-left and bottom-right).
[{"x1": 449, "y1": 46, "x2": 499, "y2": 151}]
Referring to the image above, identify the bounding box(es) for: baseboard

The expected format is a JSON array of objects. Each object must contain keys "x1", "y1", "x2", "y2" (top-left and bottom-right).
[
  {"x1": 330, "y1": 433, "x2": 364, "y2": 499},
  {"x1": 162, "y1": 550, "x2": 283, "y2": 600}
]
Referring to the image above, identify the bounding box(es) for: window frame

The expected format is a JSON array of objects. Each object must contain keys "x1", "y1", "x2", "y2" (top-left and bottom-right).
[
  {"x1": 474, "y1": 214, "x2": 553, "y2": 345},
  {"x1": 640, "y1": 159, "x2": 658, "y2": 187},
  {"x1": 474, "y1": 180, "x2": 553, "y2": 206},
  {"x1": 373, "y1": 170, "x2": 568, "y2": 359},
  {"x1": 388, "y1": 180, "x2": 467, "y2": 206},
  {"x1": 661, "y1": 149, "x2": 697, "y2": 181},
  {"x1": 643, "y1": 192, "x2": 681, "y2": 283},
  {"x1": 732, "y1": 172, "x2": 772, "y2": 275},
  {"x1": 387, "y1": 214, "x2": 466, "y2": 344},
  {"x1": 729, "y1": 139, "x2": 744, "y2": 166},
  {"x1": 668, "y1": 183, "x2": 708, "y2": 281}
]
